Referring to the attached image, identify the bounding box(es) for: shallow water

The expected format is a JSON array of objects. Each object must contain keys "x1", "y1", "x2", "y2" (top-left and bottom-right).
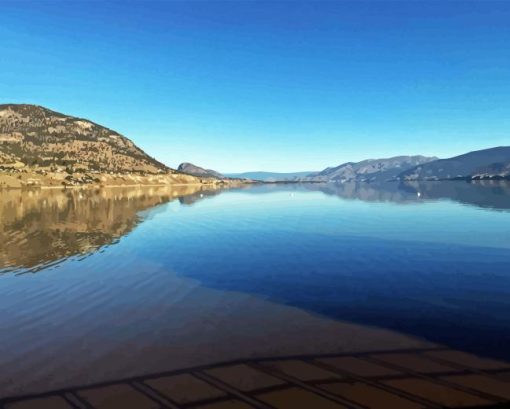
[{"x1": 1, "y1": 181, "x2": 510, "y2": 393}]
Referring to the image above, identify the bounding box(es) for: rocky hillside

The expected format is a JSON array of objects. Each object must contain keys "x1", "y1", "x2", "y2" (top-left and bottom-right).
[
  {"x1": 399, "y1": 147, "x2": 510, "y2": 180},
  {"x1": 305, "y1": 156, "x2": 437, "y2": 182},
  {"x1": 177, "y1": 162, "x2": 224, "y2": 179},
  {"x1": 0, "y1": 104, "x2": 169, "y2": 174}
]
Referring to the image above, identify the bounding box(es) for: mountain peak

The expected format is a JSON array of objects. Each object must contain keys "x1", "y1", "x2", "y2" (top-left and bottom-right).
[{"x1": 177, "y1": 162, "x2": 224, "y2": 179}]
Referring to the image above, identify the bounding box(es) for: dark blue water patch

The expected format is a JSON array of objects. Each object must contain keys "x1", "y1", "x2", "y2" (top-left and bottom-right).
[{"x1": 168, "y1": 231, "x2": 510, "y2": 360}]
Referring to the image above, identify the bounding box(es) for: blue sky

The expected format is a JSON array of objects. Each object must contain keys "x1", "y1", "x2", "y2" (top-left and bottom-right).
[{"x1": 1, "y1": 1, "x2": 509, "y2": 172}]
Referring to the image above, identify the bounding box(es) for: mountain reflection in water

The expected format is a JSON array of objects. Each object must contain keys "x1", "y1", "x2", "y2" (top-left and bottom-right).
[
  {"x1": 1, "y1": 181, "x2": 510, "y2": 274},
  {"x1": 0, "y1": 185, "x2": 225, "y2": 273},
  {"x1": 307, "y1": 180, "x2": 510, "y2": 210}
]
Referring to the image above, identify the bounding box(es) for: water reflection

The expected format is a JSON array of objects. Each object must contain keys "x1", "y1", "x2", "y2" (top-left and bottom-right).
[
  {"x1": 0, "y1": 185, "x2": 224, "y2": 272},
  {"x1": 2, "y1": 181, "x2": 510, "y2": 275},
  {"x1": 304, "y1": 180, "x2": 510, "y2": 210},
  {"x1": 1, "y1": 181, "x2": 510, "y2": 396},
  {"x1": 2, "y1": 181, "x2": 510, "y2": 274}
]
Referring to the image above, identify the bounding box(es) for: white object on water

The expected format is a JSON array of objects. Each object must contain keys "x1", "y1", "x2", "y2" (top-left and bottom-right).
[{"x1": 417, "y1": 192, "x2": 421, "y2": 197}]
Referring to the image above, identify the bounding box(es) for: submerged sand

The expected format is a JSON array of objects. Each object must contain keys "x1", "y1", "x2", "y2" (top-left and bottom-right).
[{"x1": 0, "y1": 264, "x2": 436, "y2": 398}]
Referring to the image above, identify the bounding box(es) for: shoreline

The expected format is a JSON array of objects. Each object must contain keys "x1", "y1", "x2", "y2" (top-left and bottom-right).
[
  {"x1": 0, "y1": 169, "x2": 252, "y2": 190},
  {"x1": 0, "y1": 182, "x2": 229, "y2": 191}
]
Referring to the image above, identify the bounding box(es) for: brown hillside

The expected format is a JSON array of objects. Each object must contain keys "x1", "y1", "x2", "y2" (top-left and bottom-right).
[{"x1": 0, "y1": 104, "x2": 169, "y2": 174}]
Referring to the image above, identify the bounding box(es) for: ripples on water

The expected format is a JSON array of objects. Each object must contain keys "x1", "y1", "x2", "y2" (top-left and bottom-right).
[{"x1": 1, "y1": 181, "x2": 510, "y2": 392}]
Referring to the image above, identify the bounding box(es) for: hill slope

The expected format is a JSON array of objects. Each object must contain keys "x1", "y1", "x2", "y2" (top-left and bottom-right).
[
  {"x1": 0, "y1": 104, "x2": 234, "y2": 188},
  {"x1": 305, "y1": 156, "x2": 437, "y2": 182},
  {"x1": 399, "y1": 147, "x2": 510, "y2": 180},
  {"x1": 472, "y1": 160, "x2": 510, "y2": 179},
  {"x1": 0, "y1": 104, "x2": 169, "y2": 173}
]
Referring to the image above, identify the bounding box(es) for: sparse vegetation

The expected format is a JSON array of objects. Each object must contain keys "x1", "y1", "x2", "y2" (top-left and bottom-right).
[
  {"x1": 0, "y1": 104, "x2": 235, "y2": 188},
  {"x1": 0, "y1": 104, "x2": 169, "y2": 174}
]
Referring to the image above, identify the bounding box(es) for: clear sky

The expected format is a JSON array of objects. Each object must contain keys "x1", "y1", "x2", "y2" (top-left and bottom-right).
[{"x1": 1, "y1": 1, "x2": 509, "y2": 172}]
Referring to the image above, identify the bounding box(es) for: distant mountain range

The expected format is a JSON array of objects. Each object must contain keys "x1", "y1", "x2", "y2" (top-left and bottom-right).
[
  {"x1": 304, "y1": 156, "x2": 437, "y2": 183},
  {"x1": 2, "y1": 104, "x2": 509, "y2": 186},
  {"x1": 399, "y1": 147, "x2": 510, "y2": 181},
  {"x1": 225, "y1": 171, "x2": 315, "y2": 182},
  {"x1": 300, "y1": 147, "x2": 510, "y2": 182},
  {"x1": 175, "y1": 168, "x2": 318, "y2": 182},
  {"x1": 184, "y1": 147, "x2": 510, "y2": 183}
]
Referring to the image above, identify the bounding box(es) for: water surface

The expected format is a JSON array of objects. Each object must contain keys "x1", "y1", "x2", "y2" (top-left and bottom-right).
[{"x1": 1, "y1": 181, "x2": 510, "y2": 394}]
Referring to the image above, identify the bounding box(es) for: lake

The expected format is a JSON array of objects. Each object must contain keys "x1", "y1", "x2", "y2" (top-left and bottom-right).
[{"x1": 1, "y1": 181, "x2": 510, "y2": 396}]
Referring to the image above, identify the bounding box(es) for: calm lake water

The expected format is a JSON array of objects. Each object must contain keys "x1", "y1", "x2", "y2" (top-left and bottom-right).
[{"x1": 1, "y1": 181, "x2": 510, "y2": 392}]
